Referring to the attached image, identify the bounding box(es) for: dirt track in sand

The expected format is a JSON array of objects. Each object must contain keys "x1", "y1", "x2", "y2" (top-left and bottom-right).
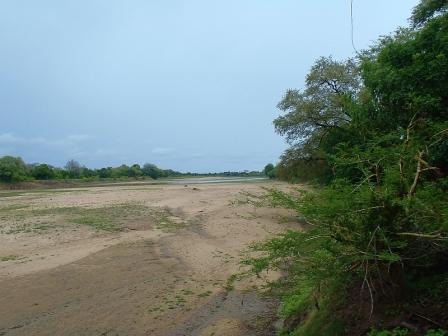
[{"x1": 0, "y1": 180, "x2": 300, "y2": 335}]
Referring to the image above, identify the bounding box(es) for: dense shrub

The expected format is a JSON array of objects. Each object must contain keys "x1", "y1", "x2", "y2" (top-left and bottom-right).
[
  {"x1": 247, "y1": 1, "x2": 448, "y2": 334},
  {"x1": 0, "y1": 156, "x2": 28, "y2": 182}
]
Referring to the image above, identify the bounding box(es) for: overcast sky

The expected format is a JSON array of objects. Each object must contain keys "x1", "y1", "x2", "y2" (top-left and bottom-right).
[{"x1": 1, "y1": 0, "x2": 419, "y2": 172}]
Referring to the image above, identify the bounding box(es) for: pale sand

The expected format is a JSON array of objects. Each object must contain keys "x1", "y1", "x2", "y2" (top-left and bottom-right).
[{"x1": 0, "y1": 181, "x2": 300, "y2": 336}]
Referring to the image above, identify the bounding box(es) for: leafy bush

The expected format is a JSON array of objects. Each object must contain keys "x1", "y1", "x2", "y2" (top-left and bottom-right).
[
  {"x1": 0, "y1": 156, "x2": 28, "y2": 182},
  {"x1": 368, "y1": 328, "x2": 409, "y2": 336},
  {"x1": 30, "y1": 164, "x2": 55, "y2": 180},
  {"x1": 368, "y1": 328, "x2": 447, "y2": 336},
  {"x1": 246, "y1": 1, "x2": 448, "y2": 334}
]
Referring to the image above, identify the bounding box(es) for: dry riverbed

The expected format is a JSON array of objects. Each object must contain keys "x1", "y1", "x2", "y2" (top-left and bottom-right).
[{"x1": 0, "y1": 180, "x2": 299, "y2": 336}]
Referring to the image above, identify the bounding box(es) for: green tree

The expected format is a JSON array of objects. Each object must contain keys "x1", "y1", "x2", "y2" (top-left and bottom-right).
[
  {"x1": 129, "y1": 164, "x2": 143, "y2": 177},
  {"x1": 263, "y1": 163, "x2": 276, "y2": 179},
  {"x1": 411, "y1": 0, "x2": 448, "y2": 26},
  {"x1": 0, "y1": 156, "x2": 28, "y2": 182},
  {"x1": 80, "y1": 166, "x2": 96, "y2": 178},
  {"x1": 97, "y1": 167, "x2": 112, "y2": 178},
  {"x1": 274, "y1": 57, "x2": 362, "y2": 182},
  {"x1": 110, "y1": 165, "x2": 130, "y2": 178},
  {"x1": 142, "y1": 163, "x2": 164, "y2": 179},
  {"x1": 248, "y1": 2, "x2": 448, "y2": 333},
  {"x1": 30, "y1": 164, "x2": 55, "y2": 180}
]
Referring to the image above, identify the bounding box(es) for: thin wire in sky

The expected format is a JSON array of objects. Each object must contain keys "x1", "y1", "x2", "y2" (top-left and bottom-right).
[{"x1": 351, "y1": 0, "x2": 360, "y2": 55}]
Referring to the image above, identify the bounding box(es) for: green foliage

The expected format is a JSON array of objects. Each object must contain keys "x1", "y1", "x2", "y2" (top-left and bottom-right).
[
  {"x1": 411, "y1": 0, "x2": 448, "y2": 26},
  {"x1": 142, "y1": 163, "x2": 165, "y2": 179},
  {"x1": 275, "y1": 153, "x2": 330, "y2": 183},
  {"x1": 362, "y1": 12, "x2": 448, "y2": 132},
  {"x1": 425, "y1": 330, "x2": 447, "y2": 336},
  {"x1": 368, "y1": 328, "x2": 447, "y2": 336},
  {"x1": 0, "y1": 157, "x2": 198, "y2": 182},
  {"x1": 368, "y1": 328, "x2": 409, "y2": 336},
  {"x1": 250, "y1": 1, "x2": 448, "y2": 333},
  {"x1": 288, "y1": 307, "x2": 345, "y2": 336},
  {"x1": 280, "y1": 284, "x2": 313, "y2": 318},
  {"x1": 273, "y1": 56, "x2": 362, "y2": 183},
  {"x1": 0, "y1": 156, "x2": 28, "y2": 182},
  {"x1": 0, "y1": 156, "x2": 264, "y2": 182},
  {"x1": 30, "y1": 164, "x2": 55, "y2": 180},
  {"x1": 274, "y1": 56, "x2": 359, "y2": 145},
  {"x1": 263, "y1": 163, "x2": 276, "y2": 179}
]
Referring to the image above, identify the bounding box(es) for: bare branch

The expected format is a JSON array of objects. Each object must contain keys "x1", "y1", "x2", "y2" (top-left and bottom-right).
[
  {"x1": 396, "y1": 232, "x2": 447, "y2": 240},
  {"x1": 351, "y1": 174, "x2": 376, "y2": 194},
  {"x1": 408, "y1": 150, "x2": 424, "y2": 197}
]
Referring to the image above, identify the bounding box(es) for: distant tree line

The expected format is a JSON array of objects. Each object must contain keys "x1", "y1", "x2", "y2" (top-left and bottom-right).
[
  {"x1": 185, "y1": 170, "x2": 263, "y2": 177},
  {"x1": 0, "y1": 156, "x2": 264, "y2": 183}
]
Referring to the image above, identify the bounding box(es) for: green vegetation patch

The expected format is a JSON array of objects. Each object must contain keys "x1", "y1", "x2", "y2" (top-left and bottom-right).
[
  {"x1": 0, "y1": 201, "x2": 190, "y2": 234},
  {"x1": 0, "y1": 203, "x2": 30, "y2": 212},
  {"x1": 368, "y1": 328, "x2": 447, "y2": 336},
  {"x1": 197, "y1": 290, "x2": 213, "y2": 298},
  {"x1": 32, "y1": 203, "x2": 151, "y2": 232},
  {"x1": 285, "y1": 306, "x2": 345, "y2": 336},
  {"x1": 0, "y1": 202, "x2": 155, "y2": 233},
  {"x1": 5, "y1": 222, "x2": 51, "y2": 234},
  {"x1": 0, "y1": 191, "x2": 27, "y2": 198},
  {"x1": 0, "y1": 255, "x2": 21, "y2": 262},
  {"x1": 242, "y1": 1, "x2": 448, "y2": 333},
  {"x1": 149, "y1": 207, "x2": 186, "y2": 232},
  {"x1": 0, "y1": 189, "x2": 90, "y2": 199}
]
